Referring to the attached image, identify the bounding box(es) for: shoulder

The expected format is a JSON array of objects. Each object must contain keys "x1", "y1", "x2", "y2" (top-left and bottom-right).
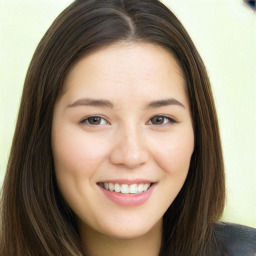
[{"x1": 214, "y1": 221, "x2": 256, "y2": 256}]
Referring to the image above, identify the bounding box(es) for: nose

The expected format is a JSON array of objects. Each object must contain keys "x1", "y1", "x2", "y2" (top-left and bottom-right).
[{"x1": 110, "y1": 126, "x2": 149, "y2": 169}]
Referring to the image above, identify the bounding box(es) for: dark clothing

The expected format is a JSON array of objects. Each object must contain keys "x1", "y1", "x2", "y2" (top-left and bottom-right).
[{"x1": 215, "y1": 222, "x2": 256, "y2": 256}]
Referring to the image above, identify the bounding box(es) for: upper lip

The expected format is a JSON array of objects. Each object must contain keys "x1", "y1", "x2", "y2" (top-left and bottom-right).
[{"x1": 97, "y1": 179, "x2": 156, "y2": 185}]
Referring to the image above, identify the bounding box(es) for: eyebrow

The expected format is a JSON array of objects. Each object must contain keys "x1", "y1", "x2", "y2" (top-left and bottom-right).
[
  {"x1": 66, "y1": 98, "x2": 114, "y2": 109},
  {"x1": 66, "y1": 97, "x2": 185, "y2": 109},
  {"x1": 145, "y1": 98, "x2": 185, "y2": 109}
]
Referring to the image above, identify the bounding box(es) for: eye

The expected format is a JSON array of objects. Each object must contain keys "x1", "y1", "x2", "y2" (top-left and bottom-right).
[
  {"x1": 80, "y1": 116, "x2": 109, "y2": 126},
  {"x1": 148, "y1": 115, "x2": 177, "y2": 125}
]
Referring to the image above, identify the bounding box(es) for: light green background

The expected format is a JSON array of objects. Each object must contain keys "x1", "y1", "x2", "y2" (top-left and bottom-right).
[{"x1": 0, "y1": 0, "x2": 255, "y2": 227}]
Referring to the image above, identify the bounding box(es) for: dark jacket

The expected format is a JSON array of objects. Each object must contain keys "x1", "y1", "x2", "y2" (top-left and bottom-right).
[{"x1": 214, "y1": 222, "x2": 256, "y2": 256}]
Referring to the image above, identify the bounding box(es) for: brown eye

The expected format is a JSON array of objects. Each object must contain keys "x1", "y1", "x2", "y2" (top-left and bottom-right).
[
  {"x1": 87, "y1": 117, "x2": 101, "y2": 125},
  {"x1": 81, "y1": 116, "x2": 108, "y2": 126},
  {"x1": 149, "y1": 115, "x2": 177, "y2": 125},
  {"x1": 151, "y1": 116, "x2": 165, "y2": 125}
]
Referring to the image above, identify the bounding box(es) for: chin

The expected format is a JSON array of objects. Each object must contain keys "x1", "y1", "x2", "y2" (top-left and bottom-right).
[
  {"x1": 105, "y1": 228, "x2": 149, "y2": 240},
  {"x1": 97, "y1": 216, "x2": 162, "y2": 241}
]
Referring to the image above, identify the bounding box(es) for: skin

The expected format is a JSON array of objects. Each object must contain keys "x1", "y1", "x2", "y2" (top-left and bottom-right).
[{"x1": 51, "y1": 42, "x2": 194, "y2": 256}]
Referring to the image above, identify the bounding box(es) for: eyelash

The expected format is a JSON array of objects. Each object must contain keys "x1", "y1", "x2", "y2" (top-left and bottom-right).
[
  {"x1": 80, "y1": 116, "x2": 109, "y2": 126},
  {"x1": 147, "y1": 115, "x2": 177, "y2": 125},
  {"x1": 80, "y1": 115, "x2": 177, "y2": 126}
]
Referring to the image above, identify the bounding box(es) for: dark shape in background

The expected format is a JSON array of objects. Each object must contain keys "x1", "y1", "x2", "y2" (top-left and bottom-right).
[{"x1": 244, "y1": 0, "x2": 256, "y2": 11}]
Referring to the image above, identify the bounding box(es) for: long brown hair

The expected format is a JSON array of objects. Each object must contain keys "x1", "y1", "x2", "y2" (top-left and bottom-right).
[{"x1": 0, "y1": 0, "x2": 225, "y2": 255}]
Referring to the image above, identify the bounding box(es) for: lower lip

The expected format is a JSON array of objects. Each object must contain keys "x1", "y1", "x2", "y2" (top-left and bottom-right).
[{"x1": 99, "y1": 184, "x2": 156, "y2": 206}]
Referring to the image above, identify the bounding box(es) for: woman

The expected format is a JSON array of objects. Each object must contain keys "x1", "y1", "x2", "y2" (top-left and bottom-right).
[{"x1": 0, "y1": 0, "x2": 255, "y2": 255}]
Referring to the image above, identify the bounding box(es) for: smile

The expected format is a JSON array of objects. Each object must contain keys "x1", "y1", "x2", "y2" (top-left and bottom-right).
[
  {"x1": 97, "y1": 180, "x2": 156, "y2": 206},
  {"x1": 98, "y1": 182, "x2": 152, "y2": 194}
]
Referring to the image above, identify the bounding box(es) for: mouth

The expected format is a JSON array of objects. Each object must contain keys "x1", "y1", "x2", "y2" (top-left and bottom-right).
[
  {"x1": 97, "y1": 181, "x2": 156, "y2": 206},
  {"x1": 97, "y1": 182, "x2": 155, "y2": 195}
]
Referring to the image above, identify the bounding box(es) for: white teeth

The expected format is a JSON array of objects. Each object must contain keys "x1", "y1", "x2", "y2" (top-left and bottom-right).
[
  {"x1": 121, "y1": 184, "x2": 129, "y2": 194},
  {"x1": 143, "y1": 183, "x2": 150, "y2": 192},
  {"x1": 129, "y1": 184, "x2": 138, "y2": 194},
  {"x1": 109, "y1": 183, "x2": 114, "y2": 191},
  {"x1": 114, "y1": 183, "x2": 121, "y2": 193},
  {"x1": 137, "y1": 184, "x2": 144, "y2": 193},
  {"x1": 102, "y1": 182, "x2": 152, "y2": 194}
]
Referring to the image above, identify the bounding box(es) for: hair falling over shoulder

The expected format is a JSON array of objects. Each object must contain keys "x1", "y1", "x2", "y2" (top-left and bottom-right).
[{"x1": 0, "y1": 0, "x2": 225, "y2": 255}]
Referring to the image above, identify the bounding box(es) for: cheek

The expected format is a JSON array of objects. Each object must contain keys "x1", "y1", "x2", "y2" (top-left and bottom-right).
[
  {"x1": 51, "y1": 128, "x2": 110, "y2": 211},
  {"x1": 52, "y1": 128, "x2": 107, "y2": 172},
  {"x1": 150, "y1": 130, "x2": 194, "y2": 208},
  {"x1": 151, "y1": 131, "x2": 194, "y2": 175}
]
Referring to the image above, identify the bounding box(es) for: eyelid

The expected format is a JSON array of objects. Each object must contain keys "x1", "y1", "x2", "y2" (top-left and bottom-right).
[
  {"x1": 78, "y1": 114, "x2": 178, "y2": 127},
  {"x1": 79, "y1": 115, "x2": 110, "y2": 126},
  {"x1": 147, "y1": 115, "x2": 178, "y2": 125}
]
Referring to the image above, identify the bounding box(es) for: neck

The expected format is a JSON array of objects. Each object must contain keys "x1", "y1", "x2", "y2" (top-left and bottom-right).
[{"x1": 79, "y1": 220, "x2": 162, "y2": 256}]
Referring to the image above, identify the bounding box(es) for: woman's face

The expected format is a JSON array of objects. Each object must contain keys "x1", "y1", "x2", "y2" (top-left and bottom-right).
[{"x1": 51, "y1": 42, "x2": 194, "y2": 240}]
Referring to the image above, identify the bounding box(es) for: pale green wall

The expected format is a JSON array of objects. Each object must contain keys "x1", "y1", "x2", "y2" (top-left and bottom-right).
[{"x1": 1, "y1": 0, "x2": 255, "y2": 227}]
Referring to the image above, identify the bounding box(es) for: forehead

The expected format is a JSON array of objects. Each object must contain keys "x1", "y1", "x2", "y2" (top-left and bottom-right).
[{"x1": 61, "y1": 42, "x2": 188, "y2": 107}]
